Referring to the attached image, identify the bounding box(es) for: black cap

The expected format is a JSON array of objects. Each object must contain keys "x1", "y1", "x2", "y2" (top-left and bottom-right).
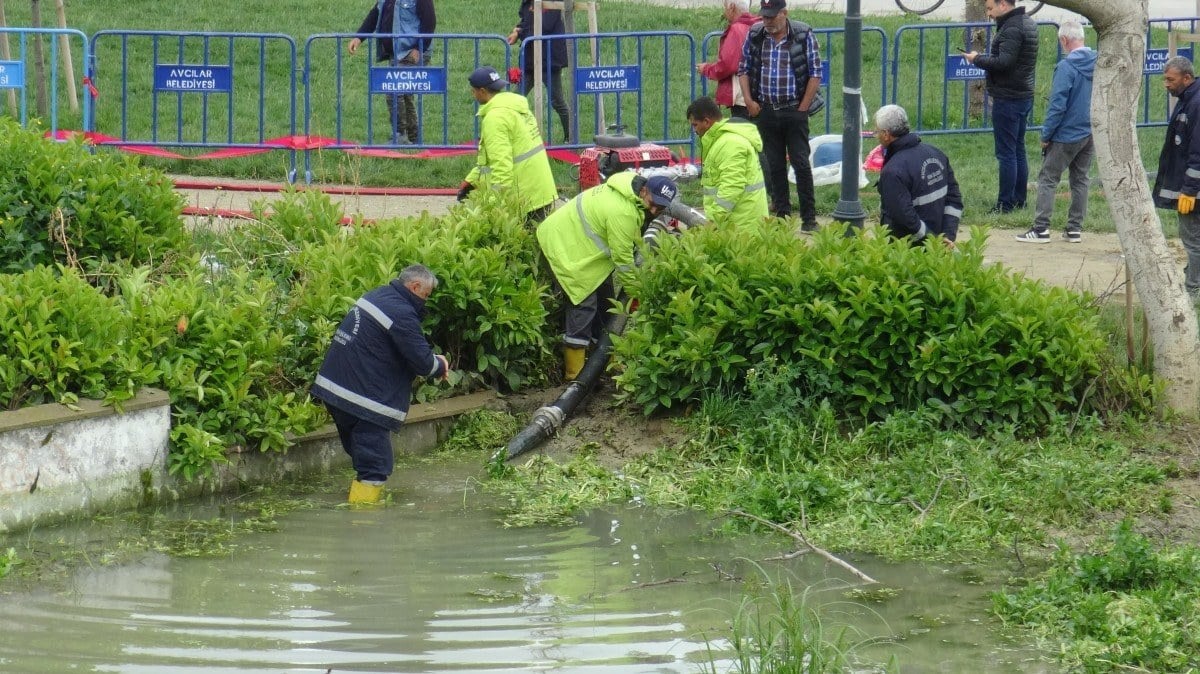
[
  {"x1": 759, "y1": 0, "x2": 786, "y2": 17},
  {"x1": 468, "y1": 66, "x2": 507, "y2": 92}
]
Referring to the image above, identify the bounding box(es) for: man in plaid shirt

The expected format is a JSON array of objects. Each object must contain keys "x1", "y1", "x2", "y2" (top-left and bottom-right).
[{"x1": 737, "y1": 0, "x2": 823, "y2": 232}]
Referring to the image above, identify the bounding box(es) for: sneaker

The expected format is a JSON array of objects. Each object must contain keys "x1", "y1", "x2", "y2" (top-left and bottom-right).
[
  {"x1": 988, "y1": 202, "x2": 1015, "y2": 214},
  {"x1": 1015, "y1": 228, "x2": 1051, "y2": 243},
  {"x1": 800, "y1": 220, "x2": 819, "y2": 233},
  {"x1": 1063, "y1": 230, "x2": 1082, "y2": 243}
]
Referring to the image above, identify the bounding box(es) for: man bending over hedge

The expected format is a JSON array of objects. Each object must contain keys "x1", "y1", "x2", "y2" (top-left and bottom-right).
[
  {"x1": 537, "y1": 173, "x2": 678, "y2": 380},
  {"x1": 311, "y1": 264, "x2": 450, "y2": 504}
]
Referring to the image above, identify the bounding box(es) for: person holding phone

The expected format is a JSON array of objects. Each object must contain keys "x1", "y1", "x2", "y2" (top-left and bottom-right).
[{"x1": 962, "y1": 0, "x2": 1039, "y2": 214}]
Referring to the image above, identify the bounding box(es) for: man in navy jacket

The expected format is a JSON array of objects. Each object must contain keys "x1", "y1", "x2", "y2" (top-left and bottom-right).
[
  {"x1": 1154, "y1": 57, "x2": 1200, "y2": 297},
  {"x1": 312, "y1": 264, "x2": 449, "y2": 504},
  {"x1": 874, "y1": 104, "x2": 963, "y2": 247}
]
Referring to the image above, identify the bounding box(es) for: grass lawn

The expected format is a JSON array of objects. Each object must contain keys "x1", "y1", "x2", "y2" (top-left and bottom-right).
[{"x1": 0, "y1": 0, "x2": 1175, "y2": 233}]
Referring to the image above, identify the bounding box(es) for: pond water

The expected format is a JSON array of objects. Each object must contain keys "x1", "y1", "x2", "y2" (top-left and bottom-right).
[{"x1": 0, "y1": 456, "x2": 1054, "y2": 673}]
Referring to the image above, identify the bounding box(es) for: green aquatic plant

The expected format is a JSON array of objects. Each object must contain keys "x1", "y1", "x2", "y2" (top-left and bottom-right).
[
  {"x1": 700, "y1": 572, "x2": 896, "y2": 674},
  {"x1": 0, "y1": 548, "x2": 16, "y2": 580},
  {"x1": 993, "y1": 520, "x2": 1200, "y2": 672}
]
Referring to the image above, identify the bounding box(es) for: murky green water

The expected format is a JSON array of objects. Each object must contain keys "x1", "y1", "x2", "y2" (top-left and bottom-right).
[{"x1": 0, "y1": 456, "x2": 1054, "y2": 672}]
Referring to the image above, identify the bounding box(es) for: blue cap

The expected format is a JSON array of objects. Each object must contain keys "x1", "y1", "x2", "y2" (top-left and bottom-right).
[
  {"x1": 645, "y1": 176, "x2": 678, "y2": 207},
  {"x1": 468, "y1": 66, "x2": 507, "y2": 91}
]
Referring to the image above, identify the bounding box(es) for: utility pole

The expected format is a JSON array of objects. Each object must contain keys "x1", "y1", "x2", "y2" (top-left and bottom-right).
[{"x1": 832, "y1": 0, "x2": 866, "y2": 230}]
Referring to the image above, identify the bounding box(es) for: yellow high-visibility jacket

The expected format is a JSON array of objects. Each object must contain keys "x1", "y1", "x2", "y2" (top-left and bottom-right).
[
  {"x1": 699, "y1": 118, "x2": 768, "y2": 227},
  {"x1": 536, "y1": 172, "x2": 649, "y2": 305},
  {"x1": 465, "y1": 91, "x2": 557, "y2": 213}
]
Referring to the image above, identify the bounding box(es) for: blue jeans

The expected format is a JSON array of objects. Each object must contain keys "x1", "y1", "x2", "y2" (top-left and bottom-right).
[{"x1": 991, "y1": 96, "x2": 1033, "y2": 209}]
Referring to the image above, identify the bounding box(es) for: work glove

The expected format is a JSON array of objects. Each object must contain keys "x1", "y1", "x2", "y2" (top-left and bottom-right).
[
  {"x1": 1179, "y1": 194, "x2": 1196, "y2": 215},
  {"x1": 456, "y1": 181, "x2": 474, "y2": 202}
]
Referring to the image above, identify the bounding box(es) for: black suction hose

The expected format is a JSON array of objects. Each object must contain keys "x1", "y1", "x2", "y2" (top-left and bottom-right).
[
  {"x1": 505, "y1": 311, "x2": 628, "y2": 460},
  {"x1": 504, "y1": 199, "x2": 706, "y2": 461}
]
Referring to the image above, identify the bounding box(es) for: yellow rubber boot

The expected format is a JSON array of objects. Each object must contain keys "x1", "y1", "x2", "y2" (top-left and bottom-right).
[
  {"x1": 563, "y1": 346, "x2": 586, "y2": 381},
  {"x1": 347, "y1": 480, "x2": 383, "y2": 505}
]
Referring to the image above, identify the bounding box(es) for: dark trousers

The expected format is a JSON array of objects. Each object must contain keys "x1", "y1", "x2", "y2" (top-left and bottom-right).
[
  {"x1": 385, "y1": 51, "x2": 429, "y2": 142},
  {"x1": 523, "y1": 66, "x2": 572, "y2": 143},
  {"x1": 991, "y1": 96, "x2": 1033, "y2": 209},
  {"x1": 754, "y1": 105, "x2": 816, "y2": 224},
  {"x1": 563, "y1": 275, "x2": 615, "y2": 347},
  {"x1": 326, "y1": 403, "x2": 394, "y2": 483}
]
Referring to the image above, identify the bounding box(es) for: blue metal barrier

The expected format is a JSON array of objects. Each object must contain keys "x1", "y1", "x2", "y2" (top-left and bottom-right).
[
  {"x1": 89, "y1": 31, "x2": 297, "y2": 177},
  {"x1": 526, "y1": 31, "x2": 693, "y2": 152},
  {"x1": 890, "y1": 21, "x2": 1062, "y2": 135},
  {"x1": 1142, "y1": 18, "x2": 1200, "y2": 127},
  {"x1": 0, "y1": 28, "x2": 90, "y2": 134},
  {"x1": 303, "y1": 33, "x2": 507, "y2": 170}
]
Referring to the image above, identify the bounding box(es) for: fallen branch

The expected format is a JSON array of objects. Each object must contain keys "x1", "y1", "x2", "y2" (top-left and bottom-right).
[{"x1": 728, "y1": 509, "x2": 878, "y2": 585}]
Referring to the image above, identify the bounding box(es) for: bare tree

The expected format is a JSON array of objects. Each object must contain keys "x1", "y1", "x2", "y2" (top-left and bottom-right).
[{"x1": 1041, "y1": 0, "x2": 1200, "y2": 414}]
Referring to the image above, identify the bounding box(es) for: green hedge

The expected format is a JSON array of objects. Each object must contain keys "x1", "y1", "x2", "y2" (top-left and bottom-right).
[
  {"x1": 615, "y1": 221, "x2": 1111, "y2": 429},
  {"x1": 288, "y1": 188, "x2": 555, "y2": 394},
  {"x1": 0, "y1": 265, "x2": 147, "y2": 409},
  {"x1": 0, "y1": 119, "x2": 187, "y2": 273}
]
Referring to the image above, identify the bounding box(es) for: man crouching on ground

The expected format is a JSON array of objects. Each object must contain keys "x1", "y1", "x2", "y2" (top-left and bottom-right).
[{"x1": 874, "y1": 104, "x2": 963, "y2": 247}]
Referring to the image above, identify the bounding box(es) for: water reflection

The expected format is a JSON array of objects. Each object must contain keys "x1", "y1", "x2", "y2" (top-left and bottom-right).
[{"x1": 0, "y1": 456, "x2": 1052, "y2": 672}]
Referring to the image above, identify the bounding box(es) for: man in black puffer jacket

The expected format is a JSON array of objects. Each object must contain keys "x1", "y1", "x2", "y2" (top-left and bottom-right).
[
  {"x1": 312, "y1": 264, "x2": 450, "y2": 504},
  {"x1": 965, "y1": 0, "x2": 1039, "y2": 214},
  {"x1": 874, "y1": 104, "x2": 963, "y2": 247}
]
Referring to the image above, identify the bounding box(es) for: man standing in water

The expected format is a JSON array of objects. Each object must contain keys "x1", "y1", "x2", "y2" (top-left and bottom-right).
[{"x1": 312, "y1": 264, "x2": 450, "y2": 504}]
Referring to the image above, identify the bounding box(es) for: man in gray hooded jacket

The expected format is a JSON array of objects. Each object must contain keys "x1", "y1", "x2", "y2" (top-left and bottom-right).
[{"x1": 1016, "y1": 20, "x2": 1096, "y2": 243}]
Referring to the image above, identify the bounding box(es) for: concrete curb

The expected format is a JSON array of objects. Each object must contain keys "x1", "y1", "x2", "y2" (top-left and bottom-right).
[{"x1": 0, "y1": 389, "x2": 498, "y2": 534}]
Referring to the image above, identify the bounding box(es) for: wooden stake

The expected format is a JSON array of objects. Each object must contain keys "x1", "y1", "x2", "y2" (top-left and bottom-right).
[
  {"x1": 30, "y1": 0, "x2": 48, "y2": 118},
  {"x1": 0, "y1": 0, "x2": 18, "y2": 114},
  {"x1": 54, "y1": 0, "x2": 76, "y2": 112}
]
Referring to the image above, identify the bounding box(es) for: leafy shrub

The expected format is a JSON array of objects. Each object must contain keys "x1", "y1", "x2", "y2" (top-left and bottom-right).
[
  {"x1": 616, "y1": 223, "x2": 1111, "y2": 429},
  {"x1": 288, "y1": 187, "x2": 554, "y2": 393},
  {"x1": 0, "y1": 265, "x2": 147, "y2": 409},
  {"x1": 994, "y1": 520, "x2": 1200, "y2": 672},
  {"x1": 117, "y1": 263, "x2": 325, "y2": 478},
  {"x1": 194, "y1": 187, "x2": 347, "y2": 286},
  {"x1": 0, "y1": 119, "x2": 187, "y2": 273}
]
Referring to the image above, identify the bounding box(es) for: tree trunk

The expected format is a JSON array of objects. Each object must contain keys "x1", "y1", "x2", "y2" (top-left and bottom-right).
[
  {"x1": 964, "y1": 0, "x2": 987, "y2": 117},
  {"x1": 1044, "y1": 0, "x2": 1200, "y2": 414},
  {"x1": 29, "y1": 0, "x2": 48, "y2": 119}
]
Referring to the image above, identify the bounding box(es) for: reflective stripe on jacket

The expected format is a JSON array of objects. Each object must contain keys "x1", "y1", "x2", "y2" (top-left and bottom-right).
[
  {"x1": 1155, "y1": 79, "x2": 1200, "y2": 208},
  {"x1": 465, "y1": 91, "x2": 557, "y2": 213},
  {"x1": 699, "y1": 118, "x2": 768, "y2": 227},
  {"x1": 311, "y1": 280, "x2": 445, "y2": 431},
  {"x1": 536, "y1": 172, "x2": 648, "y2": 305},
  {"x1": 877, "y1": 132, "x2": 963, "y2": 243}
]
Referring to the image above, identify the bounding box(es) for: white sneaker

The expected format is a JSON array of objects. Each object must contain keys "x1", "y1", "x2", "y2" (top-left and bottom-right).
[
  {"x1": 1015, "y1": 229, "x2": 1051, "y2": 243},
  {"x1": 1063, "y1": 231, "x2": 1081, "y2": 243}
]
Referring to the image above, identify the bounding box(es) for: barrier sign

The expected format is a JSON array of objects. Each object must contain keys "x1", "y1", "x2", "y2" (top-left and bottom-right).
[
  {"x1": 945, "y1": 55, "x2": 985, "y2": 81},
  {"x1": 1145, "y1": 48, "x2": 1194, "y2": 74},
  {"x1": 369, "y1": 67, "x2": 446, "y2": 94},
  {"x1": 575, "y1": 66, "x2": 641, "y2": 93},
  {"x1": 154, "y1": 64, "x2": 232, "y2": 92},
  {"x1": 0, "y1": 60, "x2": 24, "y2": 89}
]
